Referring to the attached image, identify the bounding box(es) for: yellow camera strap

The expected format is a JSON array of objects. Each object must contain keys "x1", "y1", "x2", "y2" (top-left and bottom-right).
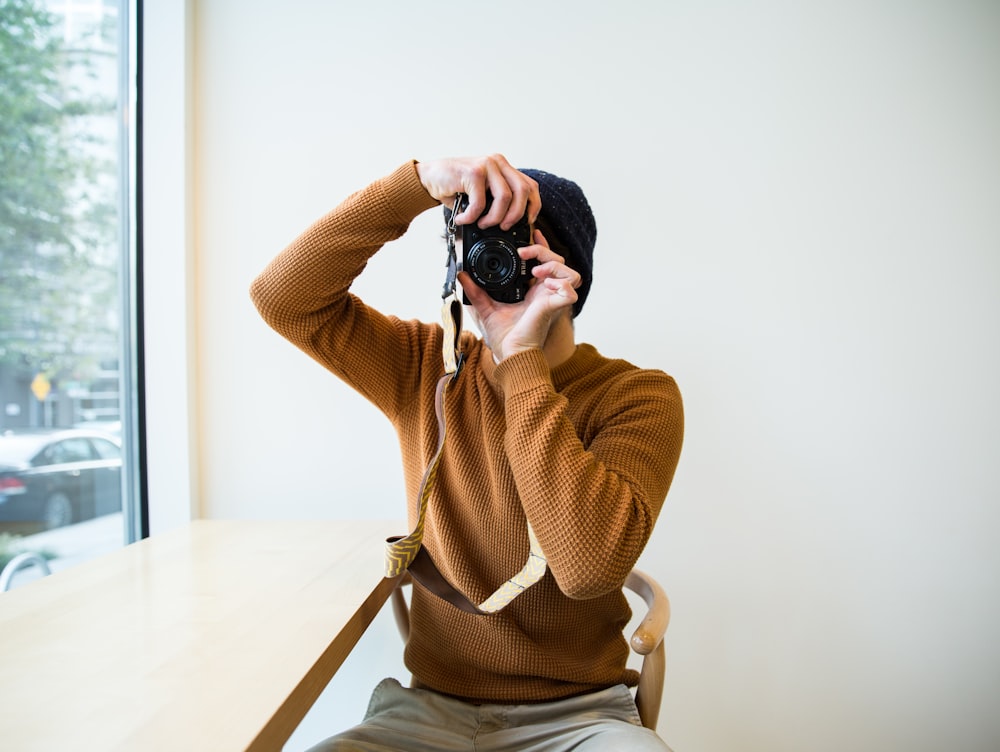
[{"x1": 384, "y1": 262, "x2": 548, "y2": 614}]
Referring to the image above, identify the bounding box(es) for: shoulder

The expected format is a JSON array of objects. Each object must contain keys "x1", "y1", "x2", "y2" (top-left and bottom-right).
[
  {"x1": 561, "y1": 344, "x2": 680, "y2": 398},
  {"x1": 561, "y1": 345, "x2": 683, "y2": 437}
]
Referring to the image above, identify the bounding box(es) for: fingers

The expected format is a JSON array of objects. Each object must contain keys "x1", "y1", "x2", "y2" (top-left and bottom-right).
[
  {"x1": 464, "y1": 155, "x2": 538, "y2": 231},
  {"x1": 482, "y1": 161, "x2": 540, "y2": 230},
  {"x1": 456, "y1": 271, "x2": 493, "y2": 310},
  {"x1": 519, "y1": 230, "x2": 581, "y2": 291},
  {"x1": 502, "y1": 231, "x2": 580, "y2": 314},
  {"x1": 417, "y1": 154, "x2": 540, "y2": 230},
  {"x1": 535, "y1": 263, "x2": 580, "y2": 302}
]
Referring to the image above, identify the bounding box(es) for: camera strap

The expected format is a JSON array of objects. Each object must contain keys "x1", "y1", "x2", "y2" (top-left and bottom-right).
[
  {"x1": 384, "y1": 371, "x2": 548, "y2": 613},
  {"x1": 440, "y1": 196, "x2": 464, "y2": 377},
  {"x1": 382, "y1": 197, "x2": 549, "y2": 614},
  {"x1": 384, "y1": 368, "x2": 547, "y2": 613}
]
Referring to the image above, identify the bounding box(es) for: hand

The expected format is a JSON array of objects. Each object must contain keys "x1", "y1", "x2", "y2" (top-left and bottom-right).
[
  {"x1": 416, "y1": 154, "x2": 541, "y2": 230},
  {"x1": 459, "y1": 229, "x2": 581, "y2": 361}
]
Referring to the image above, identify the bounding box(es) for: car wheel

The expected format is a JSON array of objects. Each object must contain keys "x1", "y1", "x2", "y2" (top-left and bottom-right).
[{"x1": 44, "y1": 493, "x2": 74, "y2": 530}]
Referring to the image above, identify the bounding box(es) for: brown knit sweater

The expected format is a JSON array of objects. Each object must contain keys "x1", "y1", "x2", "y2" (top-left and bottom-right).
[{"x1": 250, "y1": 161, "x2": 684, "y2": 703}]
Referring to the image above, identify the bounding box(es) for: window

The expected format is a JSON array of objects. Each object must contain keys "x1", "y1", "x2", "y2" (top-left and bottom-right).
[
  {"x1": 40, "y1": 438, "x2": 95, "y2": 465},
  {"x1": 0, "y1": 0, "x2": 138, "y2": 589}
]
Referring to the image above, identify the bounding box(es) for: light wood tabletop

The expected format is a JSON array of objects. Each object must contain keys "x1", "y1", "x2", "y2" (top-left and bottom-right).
[{"x1": 0, "y1": 519, "x2": 400, "y2": 751}]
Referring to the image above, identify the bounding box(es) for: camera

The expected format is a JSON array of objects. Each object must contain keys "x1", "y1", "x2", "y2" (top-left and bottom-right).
[{"x1": 455, "y1": 194, "x2": 537, "y2": 304}]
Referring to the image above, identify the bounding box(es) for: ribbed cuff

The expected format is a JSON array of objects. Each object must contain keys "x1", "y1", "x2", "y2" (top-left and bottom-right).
[
  {"x1": 493, "y1": 349, "x2": 552, "y2": 398},
  {"x1": 381, "y1": 160, "x2": 440, "y2": 225}
]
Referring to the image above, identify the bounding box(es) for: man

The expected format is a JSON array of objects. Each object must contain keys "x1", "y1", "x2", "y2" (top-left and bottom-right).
[{"x1": 251, "y1": 154, "x2": 683, "y2": 750}]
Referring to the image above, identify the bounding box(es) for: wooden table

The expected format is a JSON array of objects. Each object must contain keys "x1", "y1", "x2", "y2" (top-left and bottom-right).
[{"x1": 0, "y1": 519, "x2": 401, "y2": 751}]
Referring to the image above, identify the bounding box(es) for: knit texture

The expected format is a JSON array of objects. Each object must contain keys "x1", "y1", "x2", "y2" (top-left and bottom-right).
[
  {"x1": 520, "y1": 168, "x2": 597, "y2": 318},
  {"x1": 250, "y1": 161, "x2": 684, "y2": 703}
]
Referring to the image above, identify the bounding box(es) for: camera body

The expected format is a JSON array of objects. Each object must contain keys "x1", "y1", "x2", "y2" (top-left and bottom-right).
[{"x1": 456, "y1": 194, "x2": 537, "y2": 304}]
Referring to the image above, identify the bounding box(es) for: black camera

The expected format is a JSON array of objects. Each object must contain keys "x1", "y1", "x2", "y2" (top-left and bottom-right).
[{"x1": 455, "y1": 194, "x2": 537, "y2": 304}]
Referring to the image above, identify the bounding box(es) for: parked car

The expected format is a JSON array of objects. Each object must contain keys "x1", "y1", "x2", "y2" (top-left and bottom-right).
[{"x1": 0, "y1": 429, "x2": 122, "y2": 530}]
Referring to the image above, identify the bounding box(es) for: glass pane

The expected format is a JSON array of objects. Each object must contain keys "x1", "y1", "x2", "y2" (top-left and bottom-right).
[{"x1": 0, "y1": 0, "x2": 133, "y2": 589}]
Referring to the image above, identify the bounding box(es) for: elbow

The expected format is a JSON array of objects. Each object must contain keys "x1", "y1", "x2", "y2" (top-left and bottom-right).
[
  {"x1": 249, "y1": 275, "x2": 274, "y2": 320},
  {"x1": 249, "y1": 273, "x2": 292, "y2": 336},
  {"x1": 557, "y1": 577, "x2": 624, "y2": 602},
  {"x1": 546, "y1": 500, "x2": 658, "y2": 601},
  {"x1": 549, "y1": 551, "x2": 637, "y2": 601}
]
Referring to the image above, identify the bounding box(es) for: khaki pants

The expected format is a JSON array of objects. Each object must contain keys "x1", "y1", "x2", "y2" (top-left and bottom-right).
[{"x1": 305, "y1": 677, "x2": 671, "y2": 752}]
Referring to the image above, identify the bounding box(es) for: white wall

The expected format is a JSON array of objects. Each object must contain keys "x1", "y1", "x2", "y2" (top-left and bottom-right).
[{"x1": 144, "y1": 1, "x2": 1000, "y2": 750}]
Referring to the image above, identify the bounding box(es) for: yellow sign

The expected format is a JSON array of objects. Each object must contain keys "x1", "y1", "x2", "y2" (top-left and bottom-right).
[{"x1": 31, "y1": 373, "x2": 51, "y2": 402}]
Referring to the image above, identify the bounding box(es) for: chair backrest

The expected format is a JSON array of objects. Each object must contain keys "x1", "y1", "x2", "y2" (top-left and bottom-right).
[
  {"x1": 390, "y1": 568, "x2": 670, "y2": 730},
  {"x1": 0, "y1": 552, "x2": 52, "y2": 592}
]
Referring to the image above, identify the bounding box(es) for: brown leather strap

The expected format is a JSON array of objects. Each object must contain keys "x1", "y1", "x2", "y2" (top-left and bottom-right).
[{"x1": 405, "y1": 547, "x2": 487, "y2": 615}]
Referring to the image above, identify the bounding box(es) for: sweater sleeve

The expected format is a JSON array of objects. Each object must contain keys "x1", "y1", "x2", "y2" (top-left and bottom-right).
[
  {"x1": 249, "y1": 161, "x2": 441, "y2": 420},
  {"x1": 495, "y1": 349, "x2": 684, "y2": 599}
]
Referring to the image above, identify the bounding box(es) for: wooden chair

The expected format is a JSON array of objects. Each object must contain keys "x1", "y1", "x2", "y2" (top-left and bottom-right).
[
  {"x1": 0, "y1": 552, "x2": 52, "y2": 592},
  {"x1": 390, "y1": 568, "x2": 671, "y2": 731}
]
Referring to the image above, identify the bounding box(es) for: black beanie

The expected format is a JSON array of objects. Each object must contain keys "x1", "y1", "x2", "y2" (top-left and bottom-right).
[{"x1": 520, "y1": 168, "x2": 597, "y2": 317}]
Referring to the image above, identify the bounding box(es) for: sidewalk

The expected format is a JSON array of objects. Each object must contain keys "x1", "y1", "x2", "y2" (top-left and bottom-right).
[{"x1": 3, "y1": 513, "x2": 126, "y2": 590}]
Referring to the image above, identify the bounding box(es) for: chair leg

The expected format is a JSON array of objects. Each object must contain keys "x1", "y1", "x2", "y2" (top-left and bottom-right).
[{"x1": 391, "y1": 576, "x2": 411, "y2": 641}]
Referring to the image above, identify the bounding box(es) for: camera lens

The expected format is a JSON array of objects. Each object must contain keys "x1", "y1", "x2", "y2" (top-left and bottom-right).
[{"x1": 468, "y1": 239, "x2": 518, "y2": 290}]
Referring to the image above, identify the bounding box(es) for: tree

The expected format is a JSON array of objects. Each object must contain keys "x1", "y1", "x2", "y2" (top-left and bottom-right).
[{"x1": 0, "y1": 0, "x2": 118, "y2": 382}]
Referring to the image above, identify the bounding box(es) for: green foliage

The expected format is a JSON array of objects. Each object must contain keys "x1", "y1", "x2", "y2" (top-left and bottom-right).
[{"x1": 0, "y1": 0, "x2": 119, "y2": 380}]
